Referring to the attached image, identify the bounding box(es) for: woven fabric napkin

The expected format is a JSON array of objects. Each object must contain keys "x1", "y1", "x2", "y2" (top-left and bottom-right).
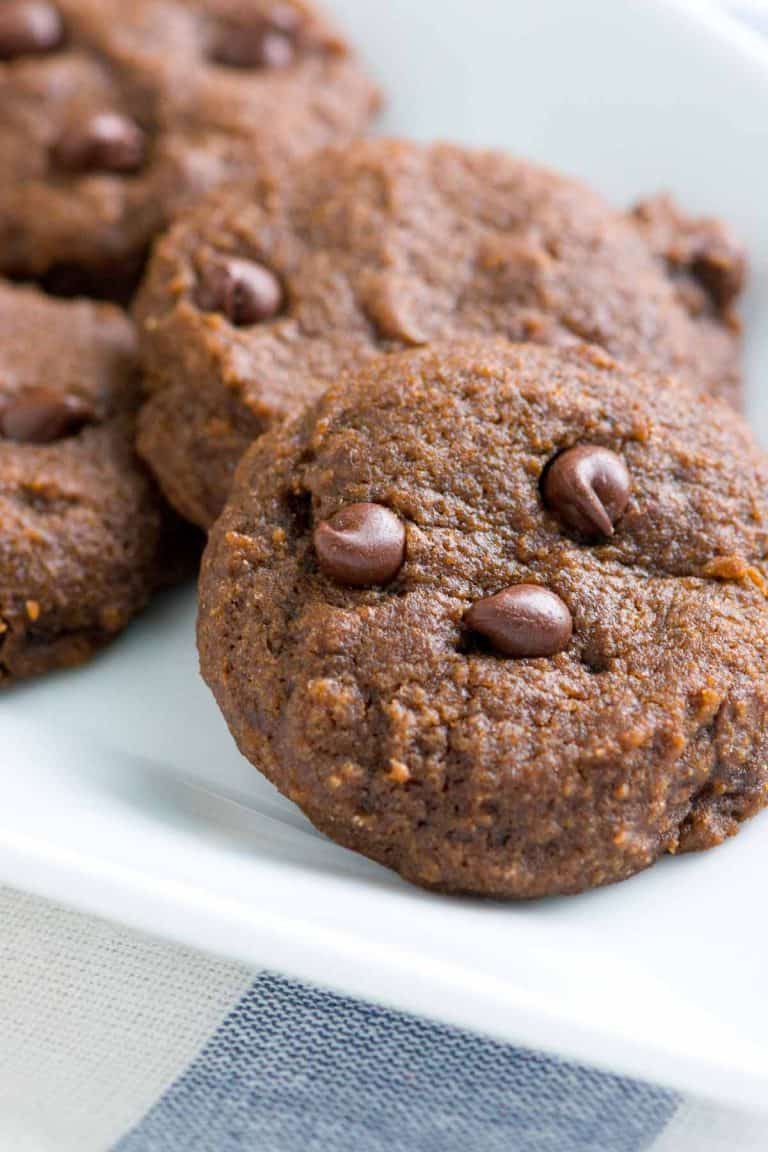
[{"x1": 1, "y1": 886, "x2": 766, "y2": 1152}]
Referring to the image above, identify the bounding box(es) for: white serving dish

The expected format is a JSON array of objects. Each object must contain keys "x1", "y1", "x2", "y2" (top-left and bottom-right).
[{"x1": 2, "y1": 0, "x2": 768, "y2": 1114}]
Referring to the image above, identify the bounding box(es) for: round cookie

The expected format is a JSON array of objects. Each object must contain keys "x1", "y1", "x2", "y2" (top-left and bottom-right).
[
  {"x1": 0, "y1": 279, "x2": 190, "y2": 684},
  {"x1": 198, "y1": 341, "x2": 768, "y2": 899},
  {"x1": 135, "y1": 138, "x2": 744, "y2": 529},
  {"x1": 0, "y1": 0, "x2": 378, "y2": 298}
]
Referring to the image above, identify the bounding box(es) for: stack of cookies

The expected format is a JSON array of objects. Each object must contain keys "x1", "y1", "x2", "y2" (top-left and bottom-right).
[
  {"x1": 0, "y1": 0, "x2": 378, "y2": 677},
  {"x1": 4, "y1": 0, "x2": 767, "y2": 899}
]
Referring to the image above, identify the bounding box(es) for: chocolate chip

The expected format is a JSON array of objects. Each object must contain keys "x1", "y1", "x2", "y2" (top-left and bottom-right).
[
  {"x1": 52, "y1": 113, "x2": 146, "y2": 175},
  {"x1": 542, "y1": 444, "x2": 630, "y2": 537},
  {"x1": 314, "y1": 503, "x2": 406, "y2": 587},
  {"x1": 0, "y1": 1, "x2": 63, "y2": 60},
  {"x1": 197, "y1": 257, "x2": 284, "y2": 326},
  {"x1": 466, "y1": 585, "x2": 572, "y2": 658},
  {"x1": 257, "y1": 28, "x2": 295, "y2": 68},
  {"x1": 211, "y1": 4, "x2": 300, "y2": 69},
  {"x1": 1, "y1": 388, "x2": 94, "y2": 443}
]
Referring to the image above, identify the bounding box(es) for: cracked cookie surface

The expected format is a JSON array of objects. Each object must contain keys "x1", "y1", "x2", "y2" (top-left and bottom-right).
[
  {"x1": 0, "y1": 0, "x2": 378, "y2": 298},
  {"x1": 136, "y1": 138, "x2": 744, "y2": 529},
  {"x1": 0, "y1": 279, "x2": 191, "y2": 684},
  {"x1": 199, "y1": 341, "x2": 768, "y2": 898}
]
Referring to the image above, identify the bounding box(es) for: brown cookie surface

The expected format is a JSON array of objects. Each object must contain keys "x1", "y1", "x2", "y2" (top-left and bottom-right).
[
  {"x1": 0, "y1": 0, "x2": 378, "y2": 298},
  {"x1": 199, "y1": 341, "x2": 768, "y2": 898},
  {"x1": 0, "y1": 279, "x2": 191, "y2": 684},
  {"x1": 136, "y1": 138, "x2": 744, "y2": 530}
]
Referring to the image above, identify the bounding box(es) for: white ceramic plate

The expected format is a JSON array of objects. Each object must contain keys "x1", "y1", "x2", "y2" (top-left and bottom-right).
[{"x1": 3, "y1": 0, "x2": 768, "y2": 1115}]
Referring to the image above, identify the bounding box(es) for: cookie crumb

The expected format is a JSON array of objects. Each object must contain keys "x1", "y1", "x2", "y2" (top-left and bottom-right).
[
  {"x1": 704, "y1": 555, "x2": 768, "y2": 596},
  {"x1": 388, "y1": 759, "x2": 411, "y2": 785}
]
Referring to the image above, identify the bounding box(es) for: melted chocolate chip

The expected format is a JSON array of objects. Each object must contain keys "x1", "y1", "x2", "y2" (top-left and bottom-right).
[
  {"x1": 466, "y1": 585, "x2": 572, "y2": 658},
  {"x1": 314, "y1": 503, "x2": 406, "y2": 586},
  {"x1": 197, "y1": 257, "x2": 284, "y2": 326},
  {"x1": 52, "y1": 113, "x2": 146, "y2": 175},
  {"x1": 542, "y1": 444, "x2": 630, "y2": 537},
  {"x1": 0, "y1": 1, "x2": 63, "y2": 60},
  {"x1": 1, "y1": 388, "x2": 95, "y2": 443},
  {"x1": 211, "y1": 4, "x2": 301, "y2": 69}
]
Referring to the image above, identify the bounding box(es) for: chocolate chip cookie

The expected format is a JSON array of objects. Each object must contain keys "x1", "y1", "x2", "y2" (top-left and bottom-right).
[
  {"x1": 0, "y1": 279, "x2": 190, "y2": 684},
  {"x1": 198, "y1": 341, "x2": 768, "y2": 898},
  {"x1": 135, "y1": 138, "x2": 744, "y2": 530},
  {"x1": 0, "y1": 0, "x2": 378, "y2": 298}
]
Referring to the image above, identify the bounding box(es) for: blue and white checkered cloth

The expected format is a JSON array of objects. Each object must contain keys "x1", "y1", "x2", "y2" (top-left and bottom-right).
[
  {"x1": 1, "y1": 883, "x2": 766, "y2": 1152},
  {"x1": 3, "y1": 5, "x2": 768, "y2": 1151}
]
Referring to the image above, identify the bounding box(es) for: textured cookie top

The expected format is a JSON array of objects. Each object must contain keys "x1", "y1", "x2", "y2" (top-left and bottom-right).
[
  {"x1": 0, "y1": 280, "x2": 178, "y2": 683},
  {"x1": 136, "y1": 138, "x2": 744, "y2": 528},
  {"x1": 199, "y1": 341, "x2": 768, "y2": 898},
  {"x1": 0, "y1": 0, "x2": 378, "y2": 292}
]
